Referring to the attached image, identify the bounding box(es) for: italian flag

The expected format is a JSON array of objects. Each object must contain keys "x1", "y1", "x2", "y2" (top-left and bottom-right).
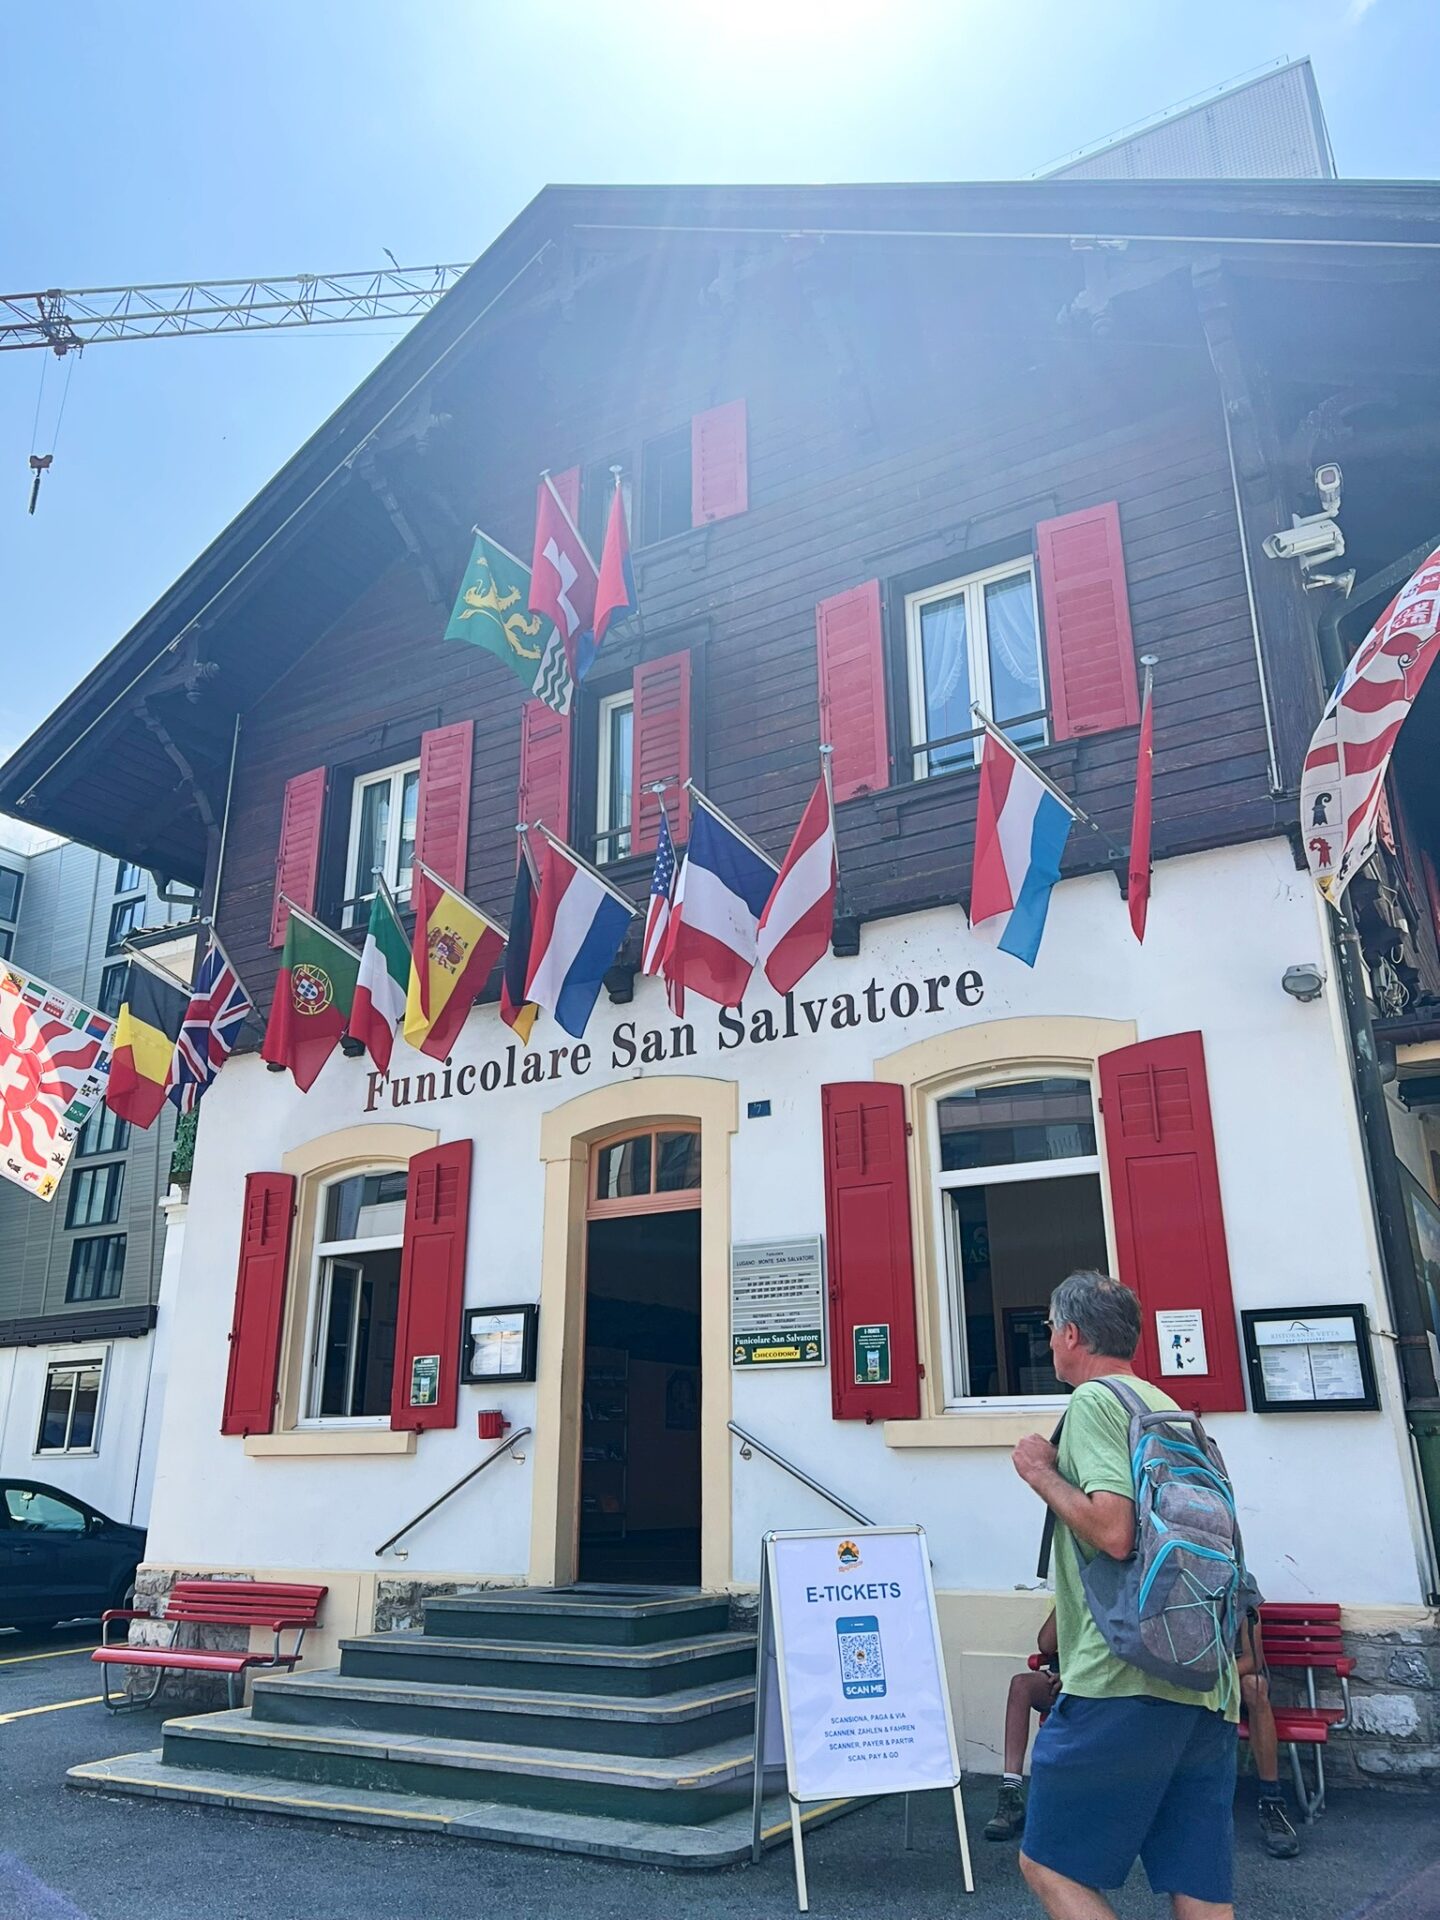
[
  {"x1": 261, "y1": 903, "x2": 359, "y2": 1093},
  {"x1": 350, "y1": 883, "x2": 411, "y2": 1073}
]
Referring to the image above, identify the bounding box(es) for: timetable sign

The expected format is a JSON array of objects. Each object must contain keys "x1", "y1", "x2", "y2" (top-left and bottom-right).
[{"x1": 731, "y1": 1236, "x2": 826, "y2": 1368}]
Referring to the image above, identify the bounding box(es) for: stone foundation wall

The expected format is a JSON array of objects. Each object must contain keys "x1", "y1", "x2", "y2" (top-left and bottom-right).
[
  {"x1": 372, "y1": 1576, "x2": 512, "y2": 1633},
  {"x1": 1270, "y1": 1619, "x2": 1440, "y2": 1791}
]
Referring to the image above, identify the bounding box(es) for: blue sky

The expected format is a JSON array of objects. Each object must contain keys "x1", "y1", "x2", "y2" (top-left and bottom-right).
[{"x1": 1, "y1": 1, "x2": 1435, "y2": 779}]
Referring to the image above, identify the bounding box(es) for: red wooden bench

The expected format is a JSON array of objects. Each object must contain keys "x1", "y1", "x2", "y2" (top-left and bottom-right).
[
  {"x1": 1239, "y1": 1602, "x2": 1354, "y2": 1822},
  {"x1": 92, "y1": 1579, "x2": 327, "y2": 1712}
]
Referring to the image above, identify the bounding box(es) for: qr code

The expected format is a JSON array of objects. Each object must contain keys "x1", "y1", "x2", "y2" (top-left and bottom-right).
[{"x1": 839, "y1": 1631, "x2": 885, "y2": 1686}]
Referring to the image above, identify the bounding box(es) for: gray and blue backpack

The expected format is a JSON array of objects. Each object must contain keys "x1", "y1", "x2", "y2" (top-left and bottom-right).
[{"x1": 1040, "y1": 1377, "x2": 1258, "y2": 1701}]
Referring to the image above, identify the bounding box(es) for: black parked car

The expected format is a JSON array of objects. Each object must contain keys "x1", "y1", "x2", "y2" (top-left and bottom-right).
[{"x1": 0, "y1": 1480, "x2": 145, "y2": 1628}]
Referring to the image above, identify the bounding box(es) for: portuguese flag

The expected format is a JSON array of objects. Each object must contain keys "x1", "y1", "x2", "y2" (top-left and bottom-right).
[
  {"x1": 262, "y1": 904, "x2": 359, "y2": 1092},
  {"x1": 108, "y1": 961, "x2": 188, "y2": 1128}
]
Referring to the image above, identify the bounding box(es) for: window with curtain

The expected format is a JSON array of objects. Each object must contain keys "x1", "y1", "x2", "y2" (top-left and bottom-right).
[{"x1": 905, "y1": 560, "x2": 1046, "y2": 779}]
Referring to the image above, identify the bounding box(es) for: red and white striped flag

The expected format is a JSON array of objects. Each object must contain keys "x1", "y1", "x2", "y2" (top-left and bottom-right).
[
  {"x1": 757, "y1": 778, "x2": 837, "y2": 995},
  {"x1": 1301, "y1": 545, "x2": 1440, "y2": 906}
]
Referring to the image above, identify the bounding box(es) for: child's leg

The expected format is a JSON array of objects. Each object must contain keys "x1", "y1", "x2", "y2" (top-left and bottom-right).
[{"x1": 1004, "y1": 1671, "x2": 1057, "y2": 1777}]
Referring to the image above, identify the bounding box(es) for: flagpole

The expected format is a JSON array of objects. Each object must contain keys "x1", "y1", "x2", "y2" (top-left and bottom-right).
[
  {"x1": 819, "y1": 742, "x2": 850, "y2": 939},
  {"x1": 531, "y1": 822, "x2": 641, "y2": 917},
  {"x1": 276, "y1": 895, "x2": 356, "y2": 949},
  {"x1": 412, "y1": 858, "x2": 509, "y2": 944},
  {"x1": 470, "y1": 526, "x2": 532, "y2": 574},
  {"x1": 517, "y1": 822, "x2": 544, "y2": 890},
  {"x1": 539, "y1": 469, "x2": 598, "y2": 569},
  {"x1": 684, "y1": 781, "x2": 781, "y2": 873},
  {"x1": 970, "y1": 705, "x2": 1129, "y2": 864},
  {"x1": 209, "y1": 712, "x2": 242, "y2": 935},
  {"x1": 120, "y1": 942, "x2": 194, "y2": 992}
]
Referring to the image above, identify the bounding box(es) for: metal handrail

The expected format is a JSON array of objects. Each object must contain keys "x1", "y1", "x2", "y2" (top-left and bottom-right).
[
  {"x1": 374, "y1": 1426, "x2": 532, "y2": 1558},
  {"x1": 727, "y1": 1420, "x2": 875, "y2": 1527}
]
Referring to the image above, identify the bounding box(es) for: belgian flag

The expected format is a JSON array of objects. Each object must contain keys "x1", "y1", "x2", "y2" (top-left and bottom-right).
[{"x1": 108, "y1": 961, "x2": 188, "y2": 1128}]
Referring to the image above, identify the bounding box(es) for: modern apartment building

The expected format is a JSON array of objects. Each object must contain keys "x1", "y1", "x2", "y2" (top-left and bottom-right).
[{"x1": 0, "y1": 824, "x2": 190, "y2": 1524}]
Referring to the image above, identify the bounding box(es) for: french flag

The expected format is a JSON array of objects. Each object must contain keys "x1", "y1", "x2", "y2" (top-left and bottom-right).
[
  {"x1": 969, "y1": 729, "x2": 1074, "y2": 967},
  {"x1": 524, "y1": 837, "x2": 635, "y2": 1039},
  {"x1": 663, "y1": 802, "x2": 777, "y2": 1008}
]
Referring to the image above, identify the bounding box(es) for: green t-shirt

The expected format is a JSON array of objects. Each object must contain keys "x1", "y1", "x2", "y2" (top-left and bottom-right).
[{"x1": 1053, "y1": 1373, "x2": 1238, "y2": 1722}]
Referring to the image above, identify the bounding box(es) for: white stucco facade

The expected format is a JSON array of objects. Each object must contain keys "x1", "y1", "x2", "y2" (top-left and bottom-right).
[{"x1": 142, "y1": 838, "x2": 1428, "y2": 1639}]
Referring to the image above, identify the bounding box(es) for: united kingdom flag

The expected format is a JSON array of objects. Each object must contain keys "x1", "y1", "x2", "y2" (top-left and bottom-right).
[{"x1": 166, "y1": 935, "x2": 253, "y2": 1114}]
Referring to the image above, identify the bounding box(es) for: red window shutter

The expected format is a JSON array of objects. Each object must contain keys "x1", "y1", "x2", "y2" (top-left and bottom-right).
[
  {"x1": 822, "y1": 1082, "x2": 921, "y2": 1421},
  {"x1": 415, "y1": 721, "x2": 474, "y2": 889},
  {"x1": 269, "y1": 767, "x2": 327, "y2": 947},
  {"x1": 691, "y1": 399, "x2": 748, "y2": 525},
  {"x1": 220, "y1": 1173, "x2": 295, "y2": 1436},
  {"x1": 1099, "y1": 1031, "x2": 1246, "y2": 1414},
  {"x1": 631, "y1": 650, "x2": 692, "y2": 854},
  {"x1": 391, "y1": 1140, "x2": 472, "y2": 1432},
  {"x1": 816, "y1": 581, "x2": 888, "y2": 802},
  {"x1": 1036, "y1": 501, "x2": 1140, "y2": 739},
  {"x1": 549, "y1": 466, "x2": 581, "y2": 524},
  {"x1": 518, "y1": 699, "x2": 572, "y2": 840}
]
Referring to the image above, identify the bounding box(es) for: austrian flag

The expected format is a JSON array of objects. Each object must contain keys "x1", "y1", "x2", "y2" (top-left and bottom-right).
[{"x1": 757, "y1": 777, "x2": 837, "y2": 995}]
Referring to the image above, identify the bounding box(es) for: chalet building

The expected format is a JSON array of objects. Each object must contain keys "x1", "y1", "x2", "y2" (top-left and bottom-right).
[{"x1": 5, "y1": 179, "x2": 1440, "y2": 1839}]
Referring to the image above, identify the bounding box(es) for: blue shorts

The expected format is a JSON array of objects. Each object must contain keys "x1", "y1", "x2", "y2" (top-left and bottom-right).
[{"x1": 1022, "y1": 1693, "x2": 1237, "y2": 1904}]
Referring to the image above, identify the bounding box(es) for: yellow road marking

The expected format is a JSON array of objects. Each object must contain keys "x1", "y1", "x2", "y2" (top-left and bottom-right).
[
  {"x1": 0, "y1": 1644, "x2": 95, "y2": 1666},
  {"x1": 0, "y1": 1694, "x2": 103, "y2": 1723}
]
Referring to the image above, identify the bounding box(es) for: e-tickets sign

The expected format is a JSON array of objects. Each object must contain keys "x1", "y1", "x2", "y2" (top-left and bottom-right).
[{"x1": 763, "y1": 1527, "x2": 960, "y2": 1800}]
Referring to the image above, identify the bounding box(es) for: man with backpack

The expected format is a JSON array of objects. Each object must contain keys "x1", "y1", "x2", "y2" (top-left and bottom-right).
[{"x1": 1011, "y1": 1269, "x2": 1242, "y2": 1920}]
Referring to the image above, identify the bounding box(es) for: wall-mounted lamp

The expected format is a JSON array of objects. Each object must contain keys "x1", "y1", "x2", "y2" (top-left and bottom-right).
[{"x1": 1281, "y1": 962, "x2": 1326, "y2": 1004}]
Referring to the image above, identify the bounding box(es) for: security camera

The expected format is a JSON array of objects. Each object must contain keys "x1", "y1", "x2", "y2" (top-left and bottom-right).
[
  {"x1": 1263, "y1": 514, "x2": 1347, "y2": 566},
  {"x1": 1314, "y1": 463, "x2": 1342, "y2": 516}
]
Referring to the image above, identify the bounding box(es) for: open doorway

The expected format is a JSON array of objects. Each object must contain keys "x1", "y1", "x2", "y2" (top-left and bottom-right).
[{"x1": 579, "y1": 1128, "x2": 701, "y2": 1586}]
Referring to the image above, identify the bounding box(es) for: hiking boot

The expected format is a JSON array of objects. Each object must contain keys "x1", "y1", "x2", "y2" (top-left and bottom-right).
[
  {"x1": 1259, "y1": 1797, "x2": 1299, "y2": 1859},
  {"x1": 984, "y1": 1782, "x2": 1026, "y2": 1841}
]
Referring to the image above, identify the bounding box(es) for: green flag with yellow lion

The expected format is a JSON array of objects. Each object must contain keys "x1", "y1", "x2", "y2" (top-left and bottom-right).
[{"x1": 445, "y1": 529, "x2": 573, "y2": 716}]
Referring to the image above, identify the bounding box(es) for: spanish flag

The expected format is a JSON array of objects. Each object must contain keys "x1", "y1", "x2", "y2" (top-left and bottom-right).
[
  {"x1": 108, "y1": 961, "x2": 188, "y2": 1128},
  {"x1": 403, "y1": 863, "x2": 505, "y2": 1062}
]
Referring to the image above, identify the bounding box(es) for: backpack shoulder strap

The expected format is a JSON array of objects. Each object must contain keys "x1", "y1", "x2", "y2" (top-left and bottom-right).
[
  {"x1": 1093, "y1": 1375, "x2": 1149, "y2": 1422},
  {"x1": 1034, "y1": 1413, "x2": 1068, "y2": 1582}
]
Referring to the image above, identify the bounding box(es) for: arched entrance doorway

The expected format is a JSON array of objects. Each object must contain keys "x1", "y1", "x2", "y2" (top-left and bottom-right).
[{"x1": 579, "y1": 1126, "x2": 701, "y2": 1584}]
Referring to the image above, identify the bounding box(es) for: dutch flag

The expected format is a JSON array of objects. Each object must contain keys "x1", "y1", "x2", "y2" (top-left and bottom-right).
[
  {"x1": 969, "y1": 728, "x2": 1075, "y2": 968},
  {"x1": 524, "y1": 837, "x2": 635, "y2": 1039}
]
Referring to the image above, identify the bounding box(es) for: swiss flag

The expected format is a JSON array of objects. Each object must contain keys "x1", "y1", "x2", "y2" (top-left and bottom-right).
[{"x1": 530, "y1": 475, "x2": 598, "y2": 681}]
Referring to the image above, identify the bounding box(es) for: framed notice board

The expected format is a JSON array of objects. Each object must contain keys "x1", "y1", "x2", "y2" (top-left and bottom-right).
[{"x1": 1241, "y1": 1303, "x2": 1380, "y2": 1413}]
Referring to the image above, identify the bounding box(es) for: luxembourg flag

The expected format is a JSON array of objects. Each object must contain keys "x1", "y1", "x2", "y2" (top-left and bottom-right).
[
  {"x1": 663, "y1": 799, "x2": 777, "y2": 1008},
  {"x1": 969, "y1": 727, "x2": 1075, "y2": 967},
  {"x1": 524, "y1": 835, "x2": 636, "y2": 1039}
]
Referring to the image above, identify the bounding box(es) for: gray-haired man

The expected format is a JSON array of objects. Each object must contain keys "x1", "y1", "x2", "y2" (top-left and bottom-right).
[{"x1": 1011, "y1": 1270, "x2": 1239, "y2": 1920}]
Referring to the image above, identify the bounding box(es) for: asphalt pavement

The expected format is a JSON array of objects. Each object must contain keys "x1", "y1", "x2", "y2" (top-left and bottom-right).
[{"x1": 2, "y1": 1621, "x2": 1437, "y2": 1920}]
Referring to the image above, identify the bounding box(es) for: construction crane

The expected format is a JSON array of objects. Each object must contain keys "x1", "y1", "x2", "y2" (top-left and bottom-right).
[
  {"x1": 6, "y1": 261, "x2": 472, "y2": 511},
  {"x1": 1, "y1": 262, "x2": 470, "y2": 354}
]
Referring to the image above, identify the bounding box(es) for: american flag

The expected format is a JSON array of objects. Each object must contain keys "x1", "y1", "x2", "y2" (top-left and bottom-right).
[
  {"x1": 166, "y1": 935, "x2": 253, "y2": 1114},
  {"x1": 1301, "y1": 544, "x2": 1440, "y2": 906},
  {"x1": 641, "y1": 810, "x2": 678, "y2": 977}
]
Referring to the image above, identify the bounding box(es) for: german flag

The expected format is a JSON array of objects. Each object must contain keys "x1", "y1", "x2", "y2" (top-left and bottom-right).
[{"x1": 108, "y1": 962, "x2": 188, "y2": 1128}]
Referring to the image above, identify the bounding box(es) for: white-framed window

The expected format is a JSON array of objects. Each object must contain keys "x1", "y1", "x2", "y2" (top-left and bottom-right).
[
  {"x1": 905, "y1": 560, "x2": 1046, "y2": 779},
  {"x1": 301, "y1": 1168, "x2": 408, "y2": 1424},
  {"x1": 932, "y1": 1075, "x2": 1108, "y2": 1408},
  {"x1": 36, "y1": 1355, "x2": 106, "y2": 1455},
  {"x1": 595, "y1": 690, "x2": 634, "y2": 865},
  {"x1": 344, "y1": 759, "x2": 420, "y2": 928}
]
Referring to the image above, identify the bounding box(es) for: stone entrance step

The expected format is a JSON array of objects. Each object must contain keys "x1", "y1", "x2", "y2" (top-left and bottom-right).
[
  {"x1": 64, "y1": 1584, "x2": 853, "y2": 1870},
  {"x1": 157, "y1": 1707, "x2": 754, "y2": 1824},
  {"x1": 422, "y1": 1588, "x2": 732, "y2": 1646},
  {"x1": 338, "y1": 1628, "x2": 756, "y2": 1698},
  {"x1": 251, "y1": 1667, "x2": 756, "y2": 1758},
  {"x1": 67, "y1": 1749, "x2": 857, "y2": 1869}
]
